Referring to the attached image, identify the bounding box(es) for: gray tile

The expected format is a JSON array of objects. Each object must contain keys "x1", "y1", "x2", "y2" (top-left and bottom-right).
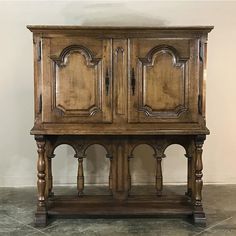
[
  {"x1": 0, "y1": 185, "x2": 236, "y2": 236},
  {"x1": 25, "y1": 233, "x2": 46, "y2": 236},
  {"x1": 197, "y1": 229, "x2": 236, "y2": 236},
  {"x1": 39, "y1": 218, "x2": 196, "y2": 236},
  {"x1": 0, "y1": 187, "x2": 36, "y2": 225},
  {"x1": 199, "y1": 216, "x2": 236, "y2": 236},
  {"x1": 0, "y1": 214, "x2": 38, "y2": 236}
]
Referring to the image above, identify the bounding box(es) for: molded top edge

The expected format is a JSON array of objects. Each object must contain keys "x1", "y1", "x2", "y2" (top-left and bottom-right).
[{"x1": 27, "y1": 25, "x2": 214, "y2": 32}]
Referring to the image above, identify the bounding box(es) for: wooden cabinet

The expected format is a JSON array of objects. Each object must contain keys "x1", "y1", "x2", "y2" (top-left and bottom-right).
[{"x1": 28, "y1": 26, "x2": 213, "y2": 227}]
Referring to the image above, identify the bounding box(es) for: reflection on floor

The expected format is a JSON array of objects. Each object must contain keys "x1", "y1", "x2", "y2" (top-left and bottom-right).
[{"x1": 0, "y1": 185, "x2": 235, "y2": 236}]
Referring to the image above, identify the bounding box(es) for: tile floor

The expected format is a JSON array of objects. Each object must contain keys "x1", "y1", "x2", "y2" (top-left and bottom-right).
[{"x1": 0, "y1": 185, "x2": 235, "y2": 236}]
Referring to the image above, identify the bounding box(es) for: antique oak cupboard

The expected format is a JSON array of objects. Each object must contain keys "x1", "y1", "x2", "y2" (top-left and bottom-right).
[{"x1": 27, "y1": 25, "x2": 213, "y2": 226}]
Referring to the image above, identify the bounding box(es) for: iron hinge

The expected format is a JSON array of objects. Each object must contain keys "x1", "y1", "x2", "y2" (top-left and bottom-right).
[
  {"x1": 37, "y1": 40, "x2": 41, "y2": 61},
  {"x1": 199, "y1": 40, "x2": 203, "y2": 62},
  {"x1": 39, "y1": 94, "x2": 42, "y2": 114}
]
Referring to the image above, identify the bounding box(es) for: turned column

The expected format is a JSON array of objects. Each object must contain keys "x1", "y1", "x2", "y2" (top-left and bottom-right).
[
  {"x1": 47, "y1": 153, "x2": 55, "y2": 197},
  {"x1": 75, "y1": 153, "x2": 86, "y2": 196},
  {"x1": 193, "y1": 135, "x2": 206, "y2": 225},
  {"x1": 185, "y1": 153, "x2": 192, "y2": 197},
  {"x1": 106, "y1": 153, "x2": 113, "y2": 193},
  {"x1": 153, "y1": 151, "x2": 165, "y2": 196},
  {"x1": 35, "y1": 135, "x2": 47, "y2": 226},
  {"x1": 127, "y1": 155, "x2": 134, "y2": 194}
]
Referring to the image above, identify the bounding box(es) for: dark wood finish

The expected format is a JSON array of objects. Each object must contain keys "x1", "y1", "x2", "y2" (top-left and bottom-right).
[
  {"x1": 28, "y1": 26, "x2": 213, "y2": 227},
  {"x1": 47, "y1": 195, "x2": 193, "y2": 217}
]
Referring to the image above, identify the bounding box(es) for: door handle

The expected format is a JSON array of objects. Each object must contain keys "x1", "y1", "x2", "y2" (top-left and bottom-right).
[
  {"x1": 105, "y1": 68, "x2": 109, "y2": 96},
  {"x1": 131, "y1": 68, "x2": 136, "y2": 95}
]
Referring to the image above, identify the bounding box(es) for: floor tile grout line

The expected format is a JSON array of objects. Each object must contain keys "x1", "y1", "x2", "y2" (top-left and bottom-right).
[
  {"x1": 25, "y1": 222, "x2": 62, "y2": 236},
  {"x1": 4, "y1": 214, "x2": 48, "y2": 235},
  {"x1": 193, "y1": 216, "x2": 233, "y2": 236},
  {"x1": 25, "y1": 231, "x2": 46, "y2": 236},
  {"x1": 41, "y1": 222, "x2": 61, "y2": 232}
]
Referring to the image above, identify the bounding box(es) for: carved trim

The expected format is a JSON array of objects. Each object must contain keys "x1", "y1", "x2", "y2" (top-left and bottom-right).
[
  {"x1": 139, "y1": 45, "x2": 188, "y2": 66},
  {"x1": 53, "y1": 105, "x2": 102, "y2": 117},
  {"x1": 51, "y1": 45, "x2": 101, "y2": 67},
  {"x1": 115, "y1": 47, "x2": 124, "y2": 55},
  {"x1": 139, "y1": 104, "x2": 187, "y2": 118}
]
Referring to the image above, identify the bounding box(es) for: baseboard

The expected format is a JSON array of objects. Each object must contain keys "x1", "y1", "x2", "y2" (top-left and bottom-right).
[{"x1": 0, "y1": 175, "x2": 236, "y2": 187}]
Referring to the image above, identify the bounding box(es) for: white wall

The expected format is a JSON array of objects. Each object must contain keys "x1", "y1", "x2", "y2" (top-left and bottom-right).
[{"x1": 0, "y1": 0, "x2": 236, "y2": 187}]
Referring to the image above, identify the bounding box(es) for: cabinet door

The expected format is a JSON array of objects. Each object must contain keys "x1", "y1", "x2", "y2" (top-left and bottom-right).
[
  {"x1": 41, "y1": 37, "x2": 112, "y2": 123},
  {"x1": 128, "y1": 38, "x2": 198, "y2": 123}
]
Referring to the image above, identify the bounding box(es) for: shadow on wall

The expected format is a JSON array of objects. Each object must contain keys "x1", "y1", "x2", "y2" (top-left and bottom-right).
[
  {"x1": 130, "y1": 144, "x2": 156, "y2": 184},
  {"x1": 61, "y1": 2, "x2": 168, "y2": 26},
  {"x1": 84, "y1": 144, "x2": 109, "y2": 185}
]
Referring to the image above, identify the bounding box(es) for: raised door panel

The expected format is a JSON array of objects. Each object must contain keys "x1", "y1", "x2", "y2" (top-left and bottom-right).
[
  {"x1": 128, "y1": 38, "x2": 198, "y2": 123},
  {"x1": 41, "y1": 37, "x2": 112, "y2": 123}
]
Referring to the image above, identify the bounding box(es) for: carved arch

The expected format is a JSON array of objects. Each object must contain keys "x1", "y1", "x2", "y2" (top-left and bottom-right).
[
  {"x1": 129, "y1": 143, "x2": 157, "y2": 158},
  {"x1": 48, "y1": 143, "x2": 78, "y2": 158},
  {"x1": 51, "y1": 44, "x2": 101, "y2": 67},
  {"x1": 83, "y1": 143, "x2": 111, "y2": 157},
  {"x1": 139, "y1": 44, "x2": 188, "y2": 66},
  {"x1": 139, "y1": 105, "x2": 187, "y2": 118},
  {"x1": 162, "y1": 142, "x2": 188, "y2": 157}
]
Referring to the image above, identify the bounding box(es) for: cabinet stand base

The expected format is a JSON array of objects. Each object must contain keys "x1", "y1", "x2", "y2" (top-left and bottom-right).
[{"x1": 34, "y1": 134, "x2": 206, "y2": 227}]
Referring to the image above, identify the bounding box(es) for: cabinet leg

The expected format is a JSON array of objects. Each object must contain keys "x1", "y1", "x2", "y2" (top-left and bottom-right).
[
  {"x1": 127, "y1": 155, "x2": 133, "y2": 195},
  {"x1": 106, "y1": 154, "x2": 113, "y2": 194},
  {"x1": 192, "y1": 135, "x2": 206, "y2": 226},
  {"x1": 76, "y1": 155, "x2": 85, "y2": 196},
  {"x1": 35, "y1": 135, "x2": 48, "y2": 227},
  {"x1": 47, "y1": 154, "x2": 54, "y2": 197},
  {"x1": 185, "y1": 153, "x2": 192, "y2": 197}
]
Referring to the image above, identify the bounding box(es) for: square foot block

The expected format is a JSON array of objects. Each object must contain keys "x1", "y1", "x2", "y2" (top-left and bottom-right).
[
  {"x1": 193, "y1": 212, "x2": 206, "y2": 227},
  {"x1": 35, "y1": 212, "x2": 48, "y2": 227}
]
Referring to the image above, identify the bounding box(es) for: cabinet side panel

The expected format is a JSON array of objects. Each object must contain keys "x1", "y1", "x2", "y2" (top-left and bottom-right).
[
  {"x1": 199, "y1": 36, "x2": 208, "y2": 125},
  {"x1": 41, "y1": 38, "x2": 52, "y2": 122},
  {"x1": 32, "y1": 34, "x2": 43, "y2": 127}
]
